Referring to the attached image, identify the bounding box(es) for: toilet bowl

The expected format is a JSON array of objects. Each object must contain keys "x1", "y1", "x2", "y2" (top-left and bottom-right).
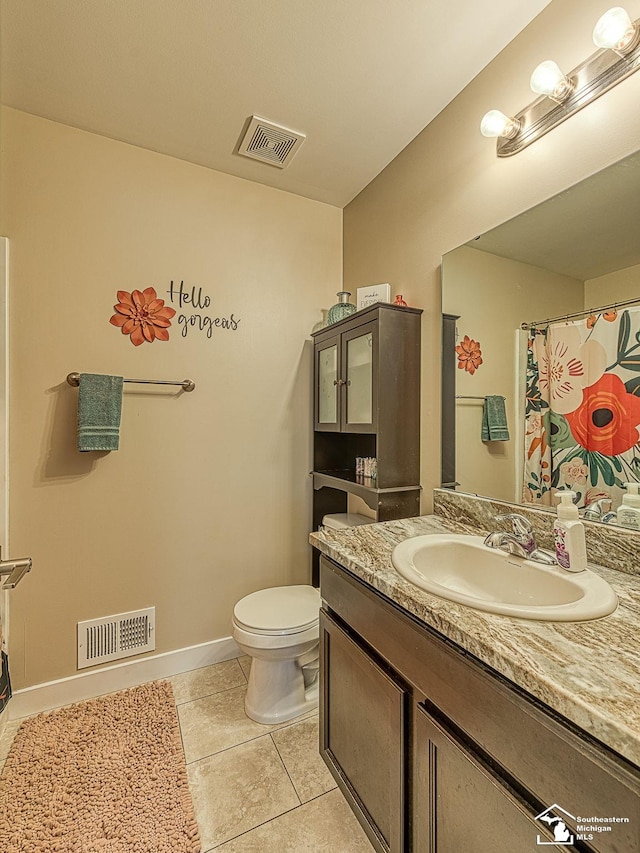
[{"x1": 232, "y1": 585, "x2": 321, "y2": 724}]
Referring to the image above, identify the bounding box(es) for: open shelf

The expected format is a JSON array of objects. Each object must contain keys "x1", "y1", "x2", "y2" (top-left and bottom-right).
[{"x1": 312, "y1": 470, "x2": 421, "y2": 501}]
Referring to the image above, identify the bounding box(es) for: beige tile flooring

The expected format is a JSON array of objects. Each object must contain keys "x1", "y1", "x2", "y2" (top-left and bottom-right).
[{"x1": 0, "y1": 656, "x2": 375, "y2": 852}]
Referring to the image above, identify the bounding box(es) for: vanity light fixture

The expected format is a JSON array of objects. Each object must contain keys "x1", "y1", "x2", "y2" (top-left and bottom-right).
[{"x1": 482, "y1": 6, "x2": 640, "y2": 156}]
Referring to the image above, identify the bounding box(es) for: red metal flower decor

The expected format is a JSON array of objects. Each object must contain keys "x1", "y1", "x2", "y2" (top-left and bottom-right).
[
  {"x1": 110, "y1": 288, "x2": 176, "y2": 346},
  {"x1": 455, "y1": 335, "x2": 483, "y2": 375}
]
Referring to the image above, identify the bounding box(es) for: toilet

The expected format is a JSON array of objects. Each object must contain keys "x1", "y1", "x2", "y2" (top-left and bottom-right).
[
  {"x1": 233, "y1": 513, "x2": 374, "y2": 724},
  {"x1": 233, "y1": 585, "x2": 322, "y2": 724}
]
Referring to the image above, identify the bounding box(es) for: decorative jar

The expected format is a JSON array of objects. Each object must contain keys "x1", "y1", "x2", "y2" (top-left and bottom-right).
[{"x1": 327, "y1": 291, "x2": 357, "y2": 325}]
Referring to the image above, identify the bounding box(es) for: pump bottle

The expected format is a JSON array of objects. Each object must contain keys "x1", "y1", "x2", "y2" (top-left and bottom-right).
[
  {"x1": 553, "y1": 491, "x2": 587, "y2": 572},
  {"x1": 616, "y1": 483, "x2": 640, "y2": 530}
]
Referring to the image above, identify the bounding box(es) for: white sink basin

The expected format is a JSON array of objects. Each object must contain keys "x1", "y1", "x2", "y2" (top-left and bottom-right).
[{"x1": 391, "y1": 534, "x2": 618, "y2": 621}]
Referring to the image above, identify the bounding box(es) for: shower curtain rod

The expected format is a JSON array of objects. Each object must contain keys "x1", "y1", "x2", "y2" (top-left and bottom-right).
[{"x1": 522, "y1": 296, "x2": 640, "y2": 329}]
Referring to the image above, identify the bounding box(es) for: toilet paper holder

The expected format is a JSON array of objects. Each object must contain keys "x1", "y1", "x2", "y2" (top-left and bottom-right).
[{"x1": 0, "y1": 546, "x2": 32, "y2": 589}]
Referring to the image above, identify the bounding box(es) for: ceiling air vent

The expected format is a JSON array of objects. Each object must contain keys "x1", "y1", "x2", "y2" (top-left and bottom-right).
[{"x1": 237, "y1": 116, "x2": 306, "y2": 169}]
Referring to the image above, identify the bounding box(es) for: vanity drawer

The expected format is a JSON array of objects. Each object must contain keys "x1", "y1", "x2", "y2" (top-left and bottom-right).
[{"x1": 320, "y1": 556, "x2": 640, "y2": 851}]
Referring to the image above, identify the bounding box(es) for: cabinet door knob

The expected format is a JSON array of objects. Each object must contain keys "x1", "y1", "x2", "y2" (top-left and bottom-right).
[{"x1": 333, "y1": 379, "x2": 345, "y2": 386}]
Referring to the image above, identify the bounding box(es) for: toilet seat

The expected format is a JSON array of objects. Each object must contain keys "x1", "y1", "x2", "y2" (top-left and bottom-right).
[{"x1": 233, "y1": 585, "x2": 320, "y2": 636}]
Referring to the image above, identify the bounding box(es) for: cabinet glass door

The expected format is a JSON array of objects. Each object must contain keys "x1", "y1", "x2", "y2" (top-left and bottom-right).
[
  {"x1": 342, "y1": 322, "x2": 377, "y2": 432},
  {"x1": 317, "y1": 340, "x2": 339, "y2": 429}
]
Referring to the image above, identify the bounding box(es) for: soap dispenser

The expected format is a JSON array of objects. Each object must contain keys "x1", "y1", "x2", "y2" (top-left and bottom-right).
[
  {"x1": 616, "y1": 483, "x2": 640, "y2": 530},
  {"x1": 553, "y1": 491, "x2": 587, "y2": 572}
]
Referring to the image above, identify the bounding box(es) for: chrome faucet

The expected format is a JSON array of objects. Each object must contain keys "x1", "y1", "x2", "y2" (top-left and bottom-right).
[
  {"x1": 581, "y1": 499, "x2": 617, "y2": 523},
  {"x1": 484, "y1": 513, "x2": 557, "y2": 565}
]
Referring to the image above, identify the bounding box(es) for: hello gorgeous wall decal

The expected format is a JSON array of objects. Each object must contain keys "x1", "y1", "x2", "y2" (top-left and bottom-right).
[
  {"x1": 167, "y1": 280, "x2": 240, "y2": 338},
  {"x1": 109, "y1": 282, "x2": 240, "y2": 346}
]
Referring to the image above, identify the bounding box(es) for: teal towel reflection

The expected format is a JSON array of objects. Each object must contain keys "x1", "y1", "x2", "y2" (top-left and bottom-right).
[{"x1": 481, "y1": 395, "x2": 509, "y2": 442}]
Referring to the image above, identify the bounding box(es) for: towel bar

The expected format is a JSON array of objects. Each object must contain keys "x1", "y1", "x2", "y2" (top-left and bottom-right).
[
  {"x1": 67, "y1": 372, "x2": 195, "y2": 392},
  {"x1": 455, "y1": 395, "x2": 505, "y2": 401},
  {"x1": 0, "y1": 547, "x2": 32, "y2": 589}
]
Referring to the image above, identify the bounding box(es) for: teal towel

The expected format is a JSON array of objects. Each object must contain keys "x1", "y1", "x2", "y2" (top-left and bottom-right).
[
  {"x1": 77, "y1": 373, "x2": 124, "y2": 451},
  {"x1": 481, "y1": 396, "x2": 509, "y2": 441}
]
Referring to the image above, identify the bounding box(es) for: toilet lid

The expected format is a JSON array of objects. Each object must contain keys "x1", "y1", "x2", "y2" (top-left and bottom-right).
[{"x1": 234, "y1": 585, "x2": 320, "y2": 635}]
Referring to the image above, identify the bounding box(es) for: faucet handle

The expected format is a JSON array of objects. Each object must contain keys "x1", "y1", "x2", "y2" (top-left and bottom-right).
[
  {"x1": 582, "y1": 498, "x2": 613, "y2": 520},
  {"x1": 494, "y1": 513, "x2": 533, "y2": 538}
]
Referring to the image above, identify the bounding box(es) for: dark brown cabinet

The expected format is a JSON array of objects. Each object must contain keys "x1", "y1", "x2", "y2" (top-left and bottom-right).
[
  {"x1": 320, "y1": 555, "x2": 640, "y2": 853},
  {"x1": 414, "y1": 703, "x2": 558, "y2": 852},
  {"x1": 311, "y1": 304, "x2": 422, "y2": 583},
  {"x1": 320, "y1": 610, "x2": 408, "y2": 853},
  {"x1": 314, "y1": 319, "x2": 378, "y2": 433}
]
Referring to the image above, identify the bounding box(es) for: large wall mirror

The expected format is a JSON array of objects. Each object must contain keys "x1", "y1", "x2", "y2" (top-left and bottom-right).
[{"x1": 441, "y1": 148, "x2": 640, "y2": 528}]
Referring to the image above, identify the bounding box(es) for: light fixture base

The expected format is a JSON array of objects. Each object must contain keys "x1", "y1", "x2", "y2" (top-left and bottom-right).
[{"x1": 616, "y1": 24, "x2": 640, "y2": 55}]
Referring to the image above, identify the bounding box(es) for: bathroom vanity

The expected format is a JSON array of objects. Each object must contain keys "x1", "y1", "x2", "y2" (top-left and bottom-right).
[{"x1": 311, "y1": 516, "x2": 640, "y2": 853}]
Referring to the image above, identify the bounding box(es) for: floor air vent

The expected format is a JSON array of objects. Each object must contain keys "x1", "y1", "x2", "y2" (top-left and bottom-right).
[
  {"x1": 77, "y1": 607, "x2": 155, "y2": 669},
  {"x1": 237, "y1": 116, "x2": 306, "y2": 168}
]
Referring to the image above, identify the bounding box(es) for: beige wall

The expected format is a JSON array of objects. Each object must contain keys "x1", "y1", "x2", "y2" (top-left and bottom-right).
[
  {"x1": 344, "y1": 0, "x2": 640, "y2": 511},
  {"x1": 585, "y1": 262, "x2": 640, "y2": 307},
  {"x1": 443, "y1": 246, "x2": 583, "y2": 501},
  {"x1": 1, "y1": 108, "x2": 342, "y2": 689}
]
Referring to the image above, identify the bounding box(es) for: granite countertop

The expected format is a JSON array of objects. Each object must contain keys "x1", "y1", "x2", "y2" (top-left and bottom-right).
[{"x1": 310, "y1": 515, "x2": 640, "y2": 768}]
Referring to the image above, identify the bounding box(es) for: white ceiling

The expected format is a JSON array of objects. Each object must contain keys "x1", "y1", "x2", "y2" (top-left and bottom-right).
[{"x1": 1, "y1": 0, "x2": 552, "y2": 208}]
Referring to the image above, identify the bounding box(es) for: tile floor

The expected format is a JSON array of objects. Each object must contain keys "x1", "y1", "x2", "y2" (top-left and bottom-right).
[{"x1": 0, "y1": 656, "x2": 375, "y2": 852}]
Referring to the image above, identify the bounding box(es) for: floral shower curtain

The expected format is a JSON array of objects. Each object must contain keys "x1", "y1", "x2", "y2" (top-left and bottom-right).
[{"x1": 523, "y1": 307, "x2": 640, "y2": 509}]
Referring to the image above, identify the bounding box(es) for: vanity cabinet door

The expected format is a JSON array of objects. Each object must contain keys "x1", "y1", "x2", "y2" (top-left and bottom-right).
[
  {"x1": 320, "y1": 610, "x2": 408, "y2": 853},
  {"x1": 413, "y1": 701, "x2": 595, "y2": 853}
]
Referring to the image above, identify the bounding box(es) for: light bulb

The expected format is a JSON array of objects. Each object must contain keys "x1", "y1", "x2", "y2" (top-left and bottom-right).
[
  {"x1": 480, "y1": 110, "x2": 520, "y2": 139},
  {"x1": 593, "y1": 7, "x2": 638, "y2": 53},
  {"x1": 530, "y1": 60, "x2": 574, "y2": 101}
]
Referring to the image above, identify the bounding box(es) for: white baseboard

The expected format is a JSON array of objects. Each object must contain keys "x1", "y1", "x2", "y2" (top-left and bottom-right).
[{"x1": 9, "y1": 635, "x2": 241, "y2": 719}]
